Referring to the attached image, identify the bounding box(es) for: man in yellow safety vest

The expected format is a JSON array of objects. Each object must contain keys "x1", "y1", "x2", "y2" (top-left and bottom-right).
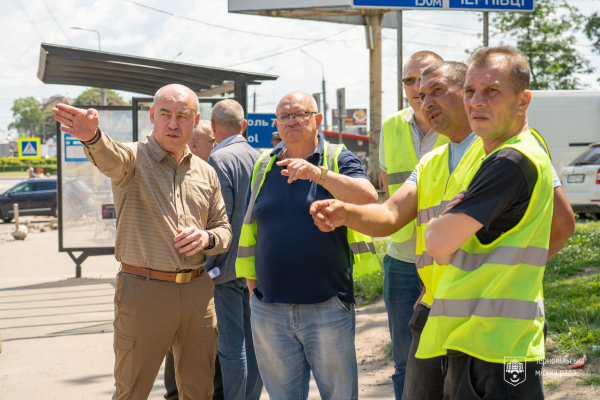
[
  {"x1": 309, "y1": 55, "x2": 574, "y2": 399},
  {"x1": 379, "y1": 50, "x2": 447, "y2": 399},
  {"x1": 418, "y1": 46, "x2": 561, "y2": 399}
]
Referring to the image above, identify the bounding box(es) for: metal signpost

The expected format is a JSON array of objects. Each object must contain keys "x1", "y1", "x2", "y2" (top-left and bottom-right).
[{"x1": 247, "y1": 114, "x2": 278, "y2": 148}]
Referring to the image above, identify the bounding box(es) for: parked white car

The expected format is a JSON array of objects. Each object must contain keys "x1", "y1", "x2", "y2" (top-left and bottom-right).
[{"x1": 562, "y1": 143, "x2": 600, "y2": 218}]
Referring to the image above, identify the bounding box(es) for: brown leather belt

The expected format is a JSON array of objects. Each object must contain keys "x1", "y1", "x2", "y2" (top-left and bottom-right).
[{"x1": 121, "y1": 263, "x2": 199, "y2": 284}]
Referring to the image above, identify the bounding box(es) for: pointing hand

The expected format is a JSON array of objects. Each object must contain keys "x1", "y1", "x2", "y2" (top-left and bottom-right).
[{"x1": 52, "y1": 103, "x2": 99, "y2": 142}]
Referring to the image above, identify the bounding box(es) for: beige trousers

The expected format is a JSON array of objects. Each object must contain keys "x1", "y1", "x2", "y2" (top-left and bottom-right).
[{"x1": 112, "y1": 270, "x2": 218, "y2": 400}]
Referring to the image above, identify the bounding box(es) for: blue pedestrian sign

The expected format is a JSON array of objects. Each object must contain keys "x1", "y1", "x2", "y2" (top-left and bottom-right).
[
  {"x1": 352, "y1": 0, "x2": 534, "y2": 12},
  {"x1": 18, "y1": 137, "x2": 41, "y2": 159},
  {"x1": 247, "y1": 113, "x2": 277, "y2": 149}
]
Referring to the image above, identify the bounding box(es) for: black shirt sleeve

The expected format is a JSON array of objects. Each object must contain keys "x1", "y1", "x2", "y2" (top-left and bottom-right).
[{"x1": 448, "y1": 148, "x2": 538, "y2": 245}]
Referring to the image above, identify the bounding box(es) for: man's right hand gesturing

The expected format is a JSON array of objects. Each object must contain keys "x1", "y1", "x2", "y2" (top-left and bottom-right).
[
  {"x1": 309, "y1": 199, "x2": 348, "y2": 232},
  {"x1": 52, "y1": 104, "x2": 100, "y2": 142}
]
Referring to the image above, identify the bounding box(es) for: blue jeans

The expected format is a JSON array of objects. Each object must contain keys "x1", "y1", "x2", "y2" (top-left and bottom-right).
[
  {"x1": 250, "y1": 295, "x2": 358, "y2": 400},
  {"x1": 214, "y1": 278, "x2": 263, "y2": 400},
  {"x1": 383, "y1": 255, "x2": 423, "y2": 400}
]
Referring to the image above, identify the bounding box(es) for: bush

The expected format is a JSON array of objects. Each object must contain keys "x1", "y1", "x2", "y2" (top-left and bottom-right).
[{"x1": 354, "y1": 237, "x2": 388, "y2": 302}]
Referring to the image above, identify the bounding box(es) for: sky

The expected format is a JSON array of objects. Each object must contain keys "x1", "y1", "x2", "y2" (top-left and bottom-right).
[{"x1": 1, "y1": 0, "x2": 599, "y2": 133}]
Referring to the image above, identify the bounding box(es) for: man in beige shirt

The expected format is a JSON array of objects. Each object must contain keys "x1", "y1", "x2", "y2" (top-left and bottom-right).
[{"x1": 53, "y1": 84, "x2": 232, "y2": 400}]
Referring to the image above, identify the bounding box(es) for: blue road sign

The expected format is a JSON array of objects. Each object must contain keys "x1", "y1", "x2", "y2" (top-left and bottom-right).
[
  {"x1": 352, "y1": 0, "x2": 534, "y2": 12},
  {"x1": 64, "y1": 133, "x2": 88, "y2": 162},
  {"x1": 247, "y1": 113, "x2": 277, "y2": 148},
  {"x1": 18, "y1": 137, "x2": 40, "y2": 159}
]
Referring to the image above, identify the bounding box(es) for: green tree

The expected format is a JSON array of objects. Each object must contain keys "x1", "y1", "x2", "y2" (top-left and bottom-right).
[
  {"x1": 8, "y1": 97, "x2": 41, "y2": 136},
  {"x1": 584, "y1": 12, "x2": 600, "y2": 84},
  {"x1": 585, "y1": 12, "x2": 600, "y2": 55},
  {"x1": 471, "y1": 0, "x2": 593, "y2": 89},
  {"x1": 73, "y1": 88, "x2": 127, "y2": 106},
  {"x1": 39, "y1": 109, "x2": 57, "y2": 140}
]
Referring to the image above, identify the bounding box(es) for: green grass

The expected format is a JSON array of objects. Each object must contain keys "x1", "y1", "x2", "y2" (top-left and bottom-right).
[
  {"x1": 544, "y1": 380, "x2": 559, "y2": 389},
  {"x1": 577, "y1": 375, "x2": 600, "y2": 386},
  {"x1": 0, "y1": 171, "x2": 29, "y2": 177},
  {"x1": 354, "y1": 237, "x2": 388, "y2": 302},
  {"x1": 383, "y1": 341, "x2": 393, "y2": 358},
  {"x1": 544, "y1": 222, "x2": 600, "y2": 356}
]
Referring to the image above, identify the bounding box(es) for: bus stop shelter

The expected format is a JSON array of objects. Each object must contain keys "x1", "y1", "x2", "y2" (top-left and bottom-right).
[
  {"x1": 37, "y1": 43, "x2": 278, "y2": 276},
  {"x1": 37, "y1": 43, "x2": 278, "y2": 114}
]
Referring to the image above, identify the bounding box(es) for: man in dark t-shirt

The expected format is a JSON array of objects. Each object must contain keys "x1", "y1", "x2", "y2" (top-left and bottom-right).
[
  {"x1": 242, "y1": 92, "x2": 378, "y2": 400},
  {"x1": 422, "y1": 47, "x2": 569, "y2": 400}
]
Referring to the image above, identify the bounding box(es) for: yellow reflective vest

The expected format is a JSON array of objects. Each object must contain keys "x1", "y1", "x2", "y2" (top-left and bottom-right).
[
  {"x1": 235, "y1": 141, "x2": 381, "y2": 281},
  {"x1": 414, "y1": 129, "x2": 551, "y2": 307},
  {"x1": 416, "y1": 131, "x2": 554, "y2": 363},
  {"x1": 383, "y1": 108, "x2": 449, "y2": 244},
  {"x1": 415, "y1": 136, "x2": 485, "y2": 306}
]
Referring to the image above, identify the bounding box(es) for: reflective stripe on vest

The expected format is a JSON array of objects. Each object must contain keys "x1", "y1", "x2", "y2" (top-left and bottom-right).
[
  {"x1": 416, "y1": 131, "x2": 554, "y2": 363},
  {"x1": 450, "y1": 246, "x2": 548, "y2": 272},
  {"x1": 414, "y1": 137, "x2": 485, "y2": 305},
  {"x1": 383, "y1": 108, "x2": 449, "y2": 244},
  {"x1": 429, "y1": 298, "x2": 545, "y2": 320},
  {"x1": 235, "y1": 141, "x2": 380, "y2": 280}
]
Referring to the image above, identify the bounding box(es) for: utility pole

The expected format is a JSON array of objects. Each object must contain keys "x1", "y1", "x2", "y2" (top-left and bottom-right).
[
  {"x1": 301, "y1": 50, "x2": 328, "y2": 131},
  {"x1": 71, "y1": 27, "x2": 106, "y2": 105},
  {"x1": 397, "y1": 11, "x2": 403, "y2": 111},
  {"x1": 322, "y1": 78, "x2": 328, "y2": 131},
  {"x1": 483, "y1": 12, "x2": 489, "y2": 47},
  {"x1": 253, "y1": 89, "x2": 256, "y2": 113},
  {"x1": 366, "y1": 13, "x2": 383, "y2": 187},
  {"x1": 337, "y1": 88, "x2": 345, "y2": 144}
]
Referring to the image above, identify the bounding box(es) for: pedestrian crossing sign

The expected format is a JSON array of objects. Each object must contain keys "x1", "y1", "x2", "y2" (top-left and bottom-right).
[{"x1": 18, "y1": 138, "x2": 41, "y2": 159}]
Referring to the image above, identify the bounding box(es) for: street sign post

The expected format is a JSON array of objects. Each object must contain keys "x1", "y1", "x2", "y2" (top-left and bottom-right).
[
  {"x1": 352, "y1": 0, "x2": 534, "y2": 12},
  {"x1": 247, "y1": 113, "x2": 277, "y2": 148},
  {"x1": 18, "y1": 138, "x2": 41, "y2": 159}
]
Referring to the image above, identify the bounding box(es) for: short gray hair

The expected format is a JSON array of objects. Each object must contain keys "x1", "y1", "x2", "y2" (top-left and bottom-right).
[
  {"x1": 468, "y1": 46, "x2": 530, "y2": 92},
  {"x1": 212, "y1": 99, "x2": 245, "y2": 131},
  {"x1": 153, "y1": 84, "x2": 200, "y2": 115},
  {"x1": 421, "y1": 61, "x2": 468, "y2": 88}
]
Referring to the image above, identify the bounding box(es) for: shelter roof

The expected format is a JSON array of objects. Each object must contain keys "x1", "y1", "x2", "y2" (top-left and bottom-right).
[{"x1": 37, "y1": 43, "x2": 279, "y2": 96}]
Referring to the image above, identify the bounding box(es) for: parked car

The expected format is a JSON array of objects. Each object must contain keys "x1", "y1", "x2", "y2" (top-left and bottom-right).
[
  {"x1": 0, "y1": 178, "x2": 57, "y2": 222},
  {"x1": 561, "y1": 143, "x2": 600, "y2": 218}
]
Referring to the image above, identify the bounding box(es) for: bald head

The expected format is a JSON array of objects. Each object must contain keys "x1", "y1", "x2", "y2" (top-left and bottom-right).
[
  {"x1": 149, "y1": 83, "x2": 202, "y2": 160},
  {"x1": 275, "y1": 91, "x2": 323, "y2": 149},
  {"x1": 153, "y1": 84, "x2": 200, "y2": 116},
  {"x1": 189, "y1": 120, "x2": 216, "y2": 162},
  {"x1": 276, "y1": 92, "x2": 318, "y2": 115}
]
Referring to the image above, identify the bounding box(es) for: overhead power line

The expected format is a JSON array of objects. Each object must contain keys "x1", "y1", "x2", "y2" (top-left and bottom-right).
[
  {"x1": 13, "y1": 0, "x2": 45, "y2": 41},
  {"x1": 226, "y1": 26, "x2": 355, "y2": 67},
  {"x1": 41, "y1": 0, "x2": 74, "y2": 45},
  {"x1": 122, "y1": 0, "x2": 355, "y2": 42}
]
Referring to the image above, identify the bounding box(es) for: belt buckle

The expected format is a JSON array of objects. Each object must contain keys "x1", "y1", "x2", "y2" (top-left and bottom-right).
[{"x1": 175, "y1": 272, "x2": 192, "y2": 284}]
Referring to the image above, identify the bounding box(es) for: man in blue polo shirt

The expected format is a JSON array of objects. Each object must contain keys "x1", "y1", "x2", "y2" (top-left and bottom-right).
[{"x1": 237, "y1": 92, "x2": 378, "y2": 400}]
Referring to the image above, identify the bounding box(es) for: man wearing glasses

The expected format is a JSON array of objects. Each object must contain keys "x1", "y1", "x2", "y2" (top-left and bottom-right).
[
  {"x1": 379, "y1": 50, "x2": 448, "y2": 399},
  {"x1": 235, "y1": 92, "x2": 378, "y2": 399}
]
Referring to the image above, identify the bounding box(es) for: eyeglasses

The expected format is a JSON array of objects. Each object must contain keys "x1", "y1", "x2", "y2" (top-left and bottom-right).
[
  {"x1": 276, "y1": 111, "x2": 317, "y2": 124},
  {"x1": 402, "y1": 77, "x2": 418, "y2": 86}
]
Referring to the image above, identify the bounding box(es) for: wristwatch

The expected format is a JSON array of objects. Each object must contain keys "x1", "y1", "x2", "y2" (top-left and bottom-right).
[
  {"x1": 205, "y1": 231, "x2": 215, "y2": 250},
  {"x1": 317, "y1": 166, "x2": 329, "y2": 186}
]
